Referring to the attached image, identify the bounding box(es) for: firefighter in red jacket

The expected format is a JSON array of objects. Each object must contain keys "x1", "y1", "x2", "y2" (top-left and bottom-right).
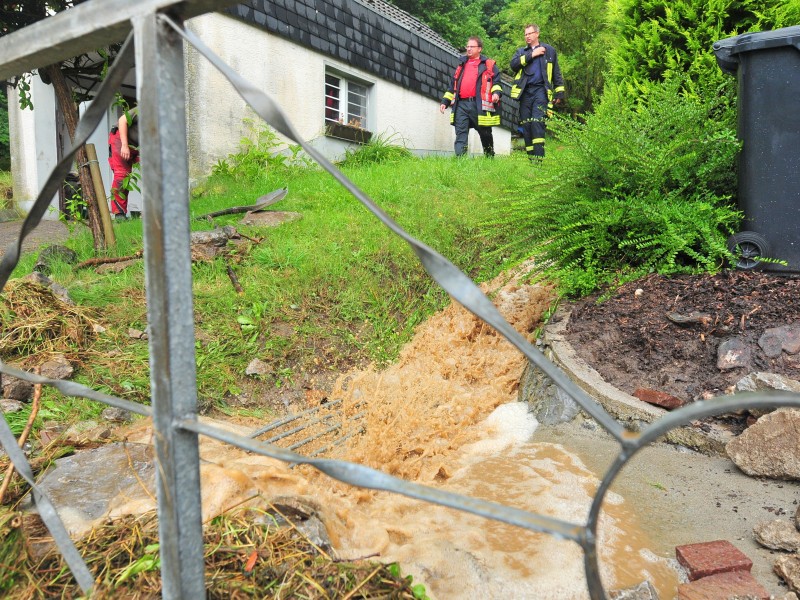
[
  {"x1": 440, "y1": 37, "x2": 502, "y2": 157},
  {"x1": 510, "y1": 24, "x2": 565, "y2": 161}
]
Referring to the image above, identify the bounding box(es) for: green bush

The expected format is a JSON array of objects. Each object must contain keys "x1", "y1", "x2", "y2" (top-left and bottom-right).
[
  {"x1": 486, "y1": 76, "x2": 743, "y2": 297},
  {"x1": 0, "y1": 87, "x2": 10, "y2": 171},
  {"x1": 211, "y1": 118, "x2": 311, "y2": 180},
  {"x1": 337, "y1": 132, "x2": 413, "y2": 168},
  {"x1": 606, "y1": 0, "x2": 800, "y2": 93}
]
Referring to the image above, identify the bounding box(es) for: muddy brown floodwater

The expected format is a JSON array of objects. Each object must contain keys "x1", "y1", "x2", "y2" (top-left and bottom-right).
[
  {"x1": 116, "y1": 267, "x2": 680, "y2": 598},
  {"x1": 113, "y1": 266, "x2": 796, "y2": 598}
]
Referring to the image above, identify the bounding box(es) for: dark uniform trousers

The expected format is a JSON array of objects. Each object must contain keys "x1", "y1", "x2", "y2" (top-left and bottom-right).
[
  {"x1": 519, "y1": 84, "x2": 548, "y2": 158},
  {"x1": 454, "y1": 100, "x2": 495, "y2": 157}
]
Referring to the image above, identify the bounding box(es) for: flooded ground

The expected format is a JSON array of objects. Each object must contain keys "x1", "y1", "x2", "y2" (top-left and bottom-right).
[{"x1": 51, "y1": 265, "x2": 798, "y2": 598}]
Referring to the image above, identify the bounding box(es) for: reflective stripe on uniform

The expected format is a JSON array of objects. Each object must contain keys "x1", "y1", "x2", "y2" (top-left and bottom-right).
[
  {"x1": 444, "y1": 91, "x2": 455, "y2": 101},
  {"x1": 478, "y1": 114, "x2": 500, "y2": 127},
  {"x1": 532, "y1": 137, "x2": 545, "y2": 144}
]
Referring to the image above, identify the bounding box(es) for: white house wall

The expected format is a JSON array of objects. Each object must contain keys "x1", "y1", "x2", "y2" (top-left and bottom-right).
[
  {"x1": 8, "y1": 74, "x2": 127, "y2": 219},
  {"x1": 9, "y1": 75, "x2": 58, "y2": 218},
  {"x1": 185, "y1": 12, "x2": 509, "y2": 182}
]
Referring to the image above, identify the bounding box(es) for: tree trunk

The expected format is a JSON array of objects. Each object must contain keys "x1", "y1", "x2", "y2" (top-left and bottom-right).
[{"x1": 41, "y1": 64, "x2": 106, "y2": 252}]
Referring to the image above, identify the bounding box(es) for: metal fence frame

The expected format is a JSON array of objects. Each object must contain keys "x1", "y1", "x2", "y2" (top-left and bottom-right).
[{"x1": 2, "y1": 2, "x2": 800, "y2": 598}]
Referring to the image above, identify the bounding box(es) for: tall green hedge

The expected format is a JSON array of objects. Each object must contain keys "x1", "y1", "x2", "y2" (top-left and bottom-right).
[
  {"x1": 606, "y1": 0, "x2": 800, "y2": 93},
  {"x1": 0, "y1": 86, "x2": 10, "y2": 171}
]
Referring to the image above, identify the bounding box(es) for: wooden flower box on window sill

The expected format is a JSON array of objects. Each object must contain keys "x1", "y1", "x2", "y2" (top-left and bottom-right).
[{"x1": 325, "y1": 122, "x2": 372, "y2": 144}]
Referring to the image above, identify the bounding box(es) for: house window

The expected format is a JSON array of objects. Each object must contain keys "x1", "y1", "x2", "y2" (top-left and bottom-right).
[{"x1": 324, "y1": 72, "x2": 369, "y2": 129}]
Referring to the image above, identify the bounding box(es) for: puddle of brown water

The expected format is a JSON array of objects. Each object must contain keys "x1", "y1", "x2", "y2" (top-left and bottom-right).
[{"x1": 113, "y1": 269, "x2": 679, "y2": 597}]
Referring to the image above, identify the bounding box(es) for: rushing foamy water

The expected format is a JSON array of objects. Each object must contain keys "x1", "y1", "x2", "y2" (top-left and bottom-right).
[{"x1": 109, "y1": 269, "x2": 678, "y2": 597}]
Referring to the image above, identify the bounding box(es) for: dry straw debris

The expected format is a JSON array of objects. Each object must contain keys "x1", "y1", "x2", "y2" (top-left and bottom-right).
[
  {"x1": 0, "y1": 279, "x2": 98, "y2": 359},
  {"x1": 0, "y1": 505, "x2": 427, "y2": 599}
]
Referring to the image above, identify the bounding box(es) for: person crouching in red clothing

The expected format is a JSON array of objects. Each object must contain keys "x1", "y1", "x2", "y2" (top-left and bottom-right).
[{"x1": 108, "y1": 107, "x2": 139, "y2": 219}]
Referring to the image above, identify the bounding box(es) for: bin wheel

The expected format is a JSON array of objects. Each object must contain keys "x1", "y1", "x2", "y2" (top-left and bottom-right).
[{"x1": 727, "y1": 231, "x2": 770, "y2": 270}]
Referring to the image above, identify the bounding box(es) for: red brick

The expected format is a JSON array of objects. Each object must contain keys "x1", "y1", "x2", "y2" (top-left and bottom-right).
[
  {"x1": 677, "y1": 570, "x2": 769, "y2": 600},
  {"x1": 633, "y1": 388, "x2": 686, "y2": 409},
  {"x1": 675, "y1": 540, "x2": 753, "y2": 581}
]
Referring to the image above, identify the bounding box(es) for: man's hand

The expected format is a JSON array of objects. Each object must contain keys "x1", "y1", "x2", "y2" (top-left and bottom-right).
[
  {"x1": 491, "y1": 93, "x2": 500, "y2": 104},
  {"x1": 440, "y1": 103, "x2": 447, "y2": 114},
  {"x1": 529, "y1": 46, "x2": 546, "y2": 60},
  {"x1": 120, "y1": 144, "x2": 131, "y2": 161}
]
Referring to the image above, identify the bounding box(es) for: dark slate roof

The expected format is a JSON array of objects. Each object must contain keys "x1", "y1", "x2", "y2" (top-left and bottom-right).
[{"x1": 226, "y1": 0, "x2": 517, "y2": 130}]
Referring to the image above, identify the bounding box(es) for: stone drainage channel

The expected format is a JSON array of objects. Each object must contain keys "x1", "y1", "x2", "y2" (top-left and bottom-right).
[{"x1": 521, "y1": 306, "x2": 800, "y2": 599}]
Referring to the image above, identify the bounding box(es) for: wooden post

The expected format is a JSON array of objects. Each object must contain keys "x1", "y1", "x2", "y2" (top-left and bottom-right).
[{"x1": 85, "y1": 143, "x2": 115, "y2": 247}]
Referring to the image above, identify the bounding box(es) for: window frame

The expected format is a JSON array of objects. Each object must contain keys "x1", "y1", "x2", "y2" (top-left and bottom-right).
[{"x1": 323, "y1": 65, "x2": 374, "y2": 142}]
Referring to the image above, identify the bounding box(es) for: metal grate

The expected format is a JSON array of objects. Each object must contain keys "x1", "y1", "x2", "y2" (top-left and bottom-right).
[{"x1": 1, "y1": 2, "x2": 800, "y2": 598}]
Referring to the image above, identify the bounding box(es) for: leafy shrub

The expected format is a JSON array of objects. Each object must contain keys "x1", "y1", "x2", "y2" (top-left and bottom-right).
[
  {"x1": 337, "y1": 132, "x2": 413, "y2": 168},
  {"x1": 212, "y1": 118, "x2": 310, "y2": 180},
  {"x1": 606, "y1": 0, "x2": 800, "y2": 93},
  {"x1": 0, "y1": 87, "x2": 9, "y2": 171},
  {"x1": 485, "y1": 76, "x2": 743, "y2": 297}
]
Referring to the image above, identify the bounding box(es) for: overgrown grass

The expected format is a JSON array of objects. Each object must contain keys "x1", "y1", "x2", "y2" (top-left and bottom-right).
[
  {"x1": 0, "y1": 170, "x2": 12, "y2": 209},
  {"x1": 3, "y1": 144, "x2": 532, "y2": 420}
]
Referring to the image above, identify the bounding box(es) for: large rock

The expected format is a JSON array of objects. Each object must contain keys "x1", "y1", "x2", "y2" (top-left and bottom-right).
[
  {"x1": 736, "y1": 372, "x2": 800, "y2": 395},
  {"x1": 775, "y1": 554, "x2": 800, "y2": 594},
  {"x1": 717, "y1": 337, "x2": 751, "y2": 370},
  {"x1": 754, "y1": 519, "x2": 800, "y2": 552},
  {"x1": 1, "y1": 374, "x2": 33, "y2": 401},
  {"x1": 726, "y1": 409, "x2": 800, "y2": 479},
  {"x1": 735, "y1": 372, "x2": 800, "y2": 418},
  {"x1": 26, "y1": 442, "x2": 155, "y2": 536},
  {"x1": 39, "y1": 354, "x2": 74, "y2": 380},
  {"x1": 34, "y1": 244, "x2": 77, "y2": 275}
]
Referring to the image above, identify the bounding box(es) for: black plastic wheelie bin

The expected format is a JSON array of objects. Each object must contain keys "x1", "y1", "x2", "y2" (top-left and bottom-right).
[{"x1": 713, "y1": 26, "x2": 800, "y2": 272}]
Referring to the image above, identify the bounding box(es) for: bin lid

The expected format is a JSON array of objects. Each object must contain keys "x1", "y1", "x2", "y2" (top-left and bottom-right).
[{"x1": 712, "y1": 25, "x2": 800, "y2": 75}]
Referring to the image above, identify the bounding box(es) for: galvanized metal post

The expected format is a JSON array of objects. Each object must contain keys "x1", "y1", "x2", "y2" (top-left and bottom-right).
[{"x1": 134, "y1": 12, "x2": 206, "y2": 598}]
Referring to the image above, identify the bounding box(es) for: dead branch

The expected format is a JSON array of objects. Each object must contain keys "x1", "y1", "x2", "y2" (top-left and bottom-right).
[
  {"x1": 226, "y1": 263, "x2": 244, "y2": 295},
  {"x1": 0, "y1": 371, "x2": 42, "y2": 504},
  {"x1": 74, "y1": 250, "x2": 143, "y2": 270}
]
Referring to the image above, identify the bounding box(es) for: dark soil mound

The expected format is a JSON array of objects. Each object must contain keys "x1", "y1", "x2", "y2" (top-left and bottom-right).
[{"x1": 563, "y1": 271, "x2": 800, "y2": 405}]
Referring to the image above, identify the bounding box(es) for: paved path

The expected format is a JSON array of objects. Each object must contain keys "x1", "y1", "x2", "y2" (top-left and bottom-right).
[{"x1": 0, "y1": 217, "x2": 71, "y2": 261}]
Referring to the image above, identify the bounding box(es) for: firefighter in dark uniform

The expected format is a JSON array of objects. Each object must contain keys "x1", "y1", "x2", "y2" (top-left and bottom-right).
[
  {"x1": 440, "y1": 36, "x2": 502, "y2": 157},
  {"x1": 510, "y1": 24, "x2": 565, "y2": 161}
]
